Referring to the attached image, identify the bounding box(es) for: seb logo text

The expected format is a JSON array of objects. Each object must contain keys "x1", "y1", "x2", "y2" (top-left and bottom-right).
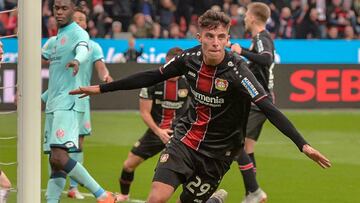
[{"x1": 290, "y1": 69, "x2": 360, "y2": 102}]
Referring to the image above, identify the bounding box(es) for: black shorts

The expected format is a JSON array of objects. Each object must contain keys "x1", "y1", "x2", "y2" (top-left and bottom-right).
[
  {"x1": 246, "y1": 106, "x2": 267, "y2": 141},
  {"x1": 153, "y1": 139, "x2": 233, "y2": 202},
  {"x1": 131, "y1": 129, "x2": 165, "y2": 160}
]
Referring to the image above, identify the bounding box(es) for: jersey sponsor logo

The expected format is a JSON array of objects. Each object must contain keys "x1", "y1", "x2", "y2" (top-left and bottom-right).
[
  {"x1": 228, "y1": 61, "x2": 234, "y2": 67},
  {"x1": 160, "y1": 153, "x2": 169, "y2": 163},
  {"x1": 187, "y1": 71, "x2": 196, "y2": 77},
  {"x1": 197, "y1": 51, "x2": 201, "y2": 56},
  {"x1": 257, "y1": 39, "x2": 264, "y2": 52},
  {"x1": 190, "y1": 88, "x2": 224, "y2": 107},
  {"x1": 241, "y1": 77, "x2": 259, "y2": 98},
  {"x1": 155, "y1": 99, "x2": 185, "y2": 109},
  {"x1": 188, "y1": 71, "x2": 196, "y2": 78},
  {"x1": 214, "y1": 78, "x2": 229, "y2": 91},
  {"x1": 56, "y1": 129, "x2": 65, "y2": 138},
  {"x1": 154, "y1": 91, "x2": 163, "y2": 95},
  {"x1": 178, "y1": 89, "x2": 189, "y2": 98}
]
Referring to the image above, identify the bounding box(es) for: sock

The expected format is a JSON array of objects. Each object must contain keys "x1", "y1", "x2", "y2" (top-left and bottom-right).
[
  {"x1": 63, "y1": 158, "x2": 105, "y2": 199},
  {"x1": 46, "y1": 171, "x2": 66, "y2": 203},
  {"x1": 69, "y1": 152, "x2": 84, "y2": 189},
  {"x1": 248, "y1": 153, "x2": 257, "y2": 174},
  {"x1": 237, "y1": 149, "x2": 259, "y2": 194},
  {"x1": 0, "y1": 188, "x2": 10, "y2": 202},
  {"x1": 119, "y1": 169, "x2": 134, "y2": 195}
]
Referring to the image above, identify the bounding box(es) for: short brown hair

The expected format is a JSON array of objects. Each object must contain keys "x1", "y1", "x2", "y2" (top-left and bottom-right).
[
  {"x1": 74, "y1": 7, "x2": 87, "y2": 18},
  {"x1": 198, "y1": 9, "x2": 231, "y2": 30},
  {"x1": 247, "y1": 2, "x2": 270, "y2": 24},
  {"x1": 166, "y1": 47, "x2": 183, "y2": 59}
]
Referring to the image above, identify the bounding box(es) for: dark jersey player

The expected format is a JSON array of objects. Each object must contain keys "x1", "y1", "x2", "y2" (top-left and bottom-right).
[
  {"x1": 230, "y1": 2, "x2": 276, "y2": 202},
  {"x1": 70, "y1": 9, "x2": 331, "y2": 203},
  {"x1": 115, "y1": 47, "x2": 190, "y2": 202}
]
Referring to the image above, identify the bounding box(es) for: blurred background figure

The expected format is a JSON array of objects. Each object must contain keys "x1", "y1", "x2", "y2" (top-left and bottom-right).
[{"x1": 124, "y1": 36, "x2": 143, "y2": 62}]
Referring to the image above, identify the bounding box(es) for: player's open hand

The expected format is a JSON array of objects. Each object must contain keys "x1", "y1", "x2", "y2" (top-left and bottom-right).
[
  {"x1": 69, "y1": 85, "x2": 101, "y2": 98},
  {"x1": 302, "y1": 144, "x2": 331, "y2": 169},
  {"x1": 66, "y1": 59, "x2": 80, "y2": 76},
  {"x1": 155, "y1": 128, "x2": 173, "y2": 144}
]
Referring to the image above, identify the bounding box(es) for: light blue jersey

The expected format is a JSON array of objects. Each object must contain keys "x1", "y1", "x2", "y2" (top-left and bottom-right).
[
  {"x1": 45, "y1": 22, "x2": 89, "y2": 113},
  {"x1": 76, "y1": 40, "x2": 105, "y2": 135}
]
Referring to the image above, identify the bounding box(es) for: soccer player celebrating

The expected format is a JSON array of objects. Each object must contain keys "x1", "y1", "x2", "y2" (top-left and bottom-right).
[
  {"x1": 230, "y1": 2, "x2": 276, "y2": 202},
  {"x1": 70, "y1": 9, "x2": 331, "y2": 203},
  {"x1": 42, "y1": 0, "x2": 114, "y2": 202},
  {"x1": 116, "y1": 47, "x2": 189, "y2": 202}
]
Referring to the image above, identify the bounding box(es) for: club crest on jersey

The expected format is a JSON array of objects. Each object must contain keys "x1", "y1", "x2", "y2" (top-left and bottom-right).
[
  {"x1": 84, "y1": 122, "x2": 91, "y2": 129},
  {"x1": 160, "y1": 153, "x2": 169, "y2": 163},
  {"x1": 178, "y1": 89, "x2": 188, "y2": 98},
  {"x1": 215, "y1": 78, "x2": 229, "y2": 91},
  {"x1": 60, "y1": 37, "x2": 67, "y2": 45},
  {"x1": 56, "y1": 129, "x2": 65, "y2": 138}
]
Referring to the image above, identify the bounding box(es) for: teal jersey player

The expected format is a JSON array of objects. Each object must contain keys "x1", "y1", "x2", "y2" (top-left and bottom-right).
[
  {"x1": 43, "y1": 21, "x2": 90, "y2": 154},
  {"x1": 77, "y1": 40, "x2": 105, "y2": 136},
  {"x1": 43, "y1": 1, "x2": 114, "y2": 202},
  {"x1": 45, "y1": 21, "x2": 89, "y2": 113}
]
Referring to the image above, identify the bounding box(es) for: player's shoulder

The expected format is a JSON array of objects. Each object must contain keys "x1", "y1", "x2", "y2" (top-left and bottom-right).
[
  {"x1": 256, "y1": 30, "x2": 272, "y2": 42},
  {"x1": 89, "y1": 40, "x2": 101, "y2": 50},
  {"x1": 73, "y1": 23, "x2": 89, "y2": 39},
  {"x1": 177, "y1": 45, "x2": 201, "y2": 59},
  {"x1": 226, "y1": 52, "x2": 251, "y2": 76}
]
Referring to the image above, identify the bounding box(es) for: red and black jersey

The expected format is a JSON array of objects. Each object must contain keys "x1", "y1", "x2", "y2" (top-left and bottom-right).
[
  {"x1": 247, "y1": 30, "x2": 275, "y2": 94},
  {"x1": 139, "y1": 77, "x2": 189, "y2": 129},
  {"x1": 159, "y1": 46, "x2": 268, "y2": 160},
  {"x1": 100, "y1": 45, "x2": 307, "y2": 160}
]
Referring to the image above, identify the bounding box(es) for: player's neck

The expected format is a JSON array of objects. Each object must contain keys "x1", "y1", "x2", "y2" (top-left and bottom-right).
[
  {"x1": 251, "y1": 25, "x2": 265, "y2": 37},
  {"x1": 203, "y1": 52, "x2": 225, "y2": 67},
  {"x1": 59, "y1": 20, "x2": 74, "y2": 28}
]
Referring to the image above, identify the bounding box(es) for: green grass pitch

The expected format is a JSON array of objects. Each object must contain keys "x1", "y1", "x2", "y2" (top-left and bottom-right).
[{"x1": 1, "y1": 110, "x2": 359, "y2": 202}]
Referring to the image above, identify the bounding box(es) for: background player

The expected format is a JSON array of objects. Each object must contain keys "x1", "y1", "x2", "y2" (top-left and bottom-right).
[
  {"x1": 70, "y1": 9, "x2": 331, "y2": 203},
  {"x1": 67, "y1": 7, "x2": 113, "y2": 200},
  {"x1": 230, "y1": 2, "x2": 275, "y2": 202},
  {"x1": 116, "y1": 47, "x2": 188, "y2": 202},
  {"x1": 42, "y1": 0, "x2": 114, "y2": 202}
]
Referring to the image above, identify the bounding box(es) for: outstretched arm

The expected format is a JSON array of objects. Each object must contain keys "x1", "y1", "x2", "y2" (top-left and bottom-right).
[
  {"x1": 70, "y1": 52, "x2": 186, "y2": 97},
  {"x1": 140, "y1": 98, "x2": 172, "y2": 144},
  {"x1": 255, "y1": 97, "x2": 331, "y2": 168}
]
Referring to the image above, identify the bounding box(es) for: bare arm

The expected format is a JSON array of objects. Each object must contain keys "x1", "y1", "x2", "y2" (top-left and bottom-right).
[
  {"x1": 94, "y1": 60, "x2": 113, "y2": 83},
  {"x1": 139, "y1": 98, "x2": 172, "y2": 143}
]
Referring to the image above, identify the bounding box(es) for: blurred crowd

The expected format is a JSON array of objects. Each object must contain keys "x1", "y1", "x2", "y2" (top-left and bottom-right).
[{"x1": 0, "y1": 0, "x2": 359, "y2": 40}]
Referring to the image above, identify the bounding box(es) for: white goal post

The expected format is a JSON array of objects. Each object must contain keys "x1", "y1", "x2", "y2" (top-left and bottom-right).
[{"x1": 17, "y1": 0, "x2": 41, "y2": 202}]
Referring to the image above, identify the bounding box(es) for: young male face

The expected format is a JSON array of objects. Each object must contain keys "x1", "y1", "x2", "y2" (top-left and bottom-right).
[
  {"x1": 53, "y1": 0, "x2": 75, "y2": 27},
  {"x1": 73, "y1": 11, "x2": 87, "y2": 29},
  {"x1": 244, "y1": 9, "x2": 255, "y2": 33},
  {"x1": 197, "y1": 25, "x2": 229, "y2": 65}
]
